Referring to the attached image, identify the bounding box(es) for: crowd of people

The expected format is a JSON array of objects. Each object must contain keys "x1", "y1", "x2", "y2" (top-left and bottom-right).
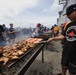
[
  {"x1": 0, "y1": 23, "x2": 17, "y2": 46},
  {"x1": 0, "y1": 22, "x2": 60, "y2": 46},
  {"x1": 50, "y1": 24, "x2": 60, "y2": 37},
  {"x1": 32, "y1": 23, "x2": 60, "y2": 38},
  {"x1": 0, "y1": 23, "x2": 32, "y2": 46},
  {"x1": 32, "y1": 23, "x2": 47, "y2": 37}
]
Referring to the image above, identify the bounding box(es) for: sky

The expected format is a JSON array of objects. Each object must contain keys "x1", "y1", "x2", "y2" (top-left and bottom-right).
[{"x1": 0, "y1": 0, "x2": 63, "y2": 28}]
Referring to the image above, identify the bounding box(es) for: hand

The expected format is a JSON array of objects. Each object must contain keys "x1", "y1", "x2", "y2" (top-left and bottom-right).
[
  {"x1": 48, "y1": 38, "x2": 54, "y2": 42},
  {"x1": 13, "y1": 31, "x2": 16, "y2": 33}
]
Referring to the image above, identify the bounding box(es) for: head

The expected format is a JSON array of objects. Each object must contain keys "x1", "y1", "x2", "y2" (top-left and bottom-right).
[
  {"x1": 41, "y1": 25, "x2": 43, "y2": 27},
  {"x1": 2, "y1": 24, "x2": 5, "y2": 27},
  {"x1": 66, "y1": 4, "x2": 76, "y2": 21},
  {"x1": 37, "y1": 23, "x2": 41, "y2": 27},
  {"x1": 10, "y1": 23, "x2": 13, "y2": 28},
  {"x1": 54, "y1": 24, "x2": 57, "y2": 27}
]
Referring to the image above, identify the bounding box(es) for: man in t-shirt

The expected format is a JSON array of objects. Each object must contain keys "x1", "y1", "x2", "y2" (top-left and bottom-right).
[
  {"x1": 48, "y1": 4, "x2": 76, "y2": 75},
  {"x1": 8, "y1": 23, "x2": 16, "y2": 44}
]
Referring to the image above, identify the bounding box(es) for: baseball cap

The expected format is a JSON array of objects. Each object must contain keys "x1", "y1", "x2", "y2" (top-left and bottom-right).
[
  {"x1": 64, "y1": 4, "x2": 76, "y2": 16},
  {"x1": 37, "y1": 23, "x2": 41, "y2": 27}
]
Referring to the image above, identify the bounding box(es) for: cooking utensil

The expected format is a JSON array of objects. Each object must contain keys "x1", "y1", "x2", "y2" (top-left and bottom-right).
[{"x1": 38, "y1": 41, "x2": 49, "y2": 44}]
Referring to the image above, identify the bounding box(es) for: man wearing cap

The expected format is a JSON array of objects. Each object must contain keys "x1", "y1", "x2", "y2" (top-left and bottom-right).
[{"x1": 48, "y1": 4, "x2": 76, "y2": 75}]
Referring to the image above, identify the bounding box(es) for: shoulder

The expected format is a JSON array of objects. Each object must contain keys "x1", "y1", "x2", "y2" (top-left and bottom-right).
[
  {"x1": 65, "y1": 21, "x2": 76, "y2": 30},
  {"x1": 9, "y1": 28, "x2": 11, "y2": 30},
  {"x1": 0, "y1": 25, "x2": 3, "y2": 28},
  {"x1": 64, "y1": 22, "x2": 71, "y2": 30},
  {"x1": 67, "y1": 21, "x2": 76, "y2": 27}
]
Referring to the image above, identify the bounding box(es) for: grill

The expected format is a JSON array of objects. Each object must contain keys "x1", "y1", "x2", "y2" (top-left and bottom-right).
[
  {"x1": 0, "y1": 33, "x2": 50, "y2": 75},
  {"x1": 0, "y1": 43, "x2": 45, "y2": 75},
  {"x1": 33, "y1": 33, "x2": 50, "y2": 40}
]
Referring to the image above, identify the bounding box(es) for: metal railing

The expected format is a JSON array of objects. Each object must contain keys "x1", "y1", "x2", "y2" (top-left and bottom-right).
[{"x1": 59, "y1": 0, "x2": 66, "y2": 5}]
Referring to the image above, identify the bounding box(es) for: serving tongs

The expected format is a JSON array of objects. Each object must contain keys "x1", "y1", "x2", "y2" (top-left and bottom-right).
[{"x1": 38, "y1": 41, "x2": 49, "y2": 44}]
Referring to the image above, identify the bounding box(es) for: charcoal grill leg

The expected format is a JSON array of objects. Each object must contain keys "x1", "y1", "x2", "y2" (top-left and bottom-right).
[
  {"x1": 45, "y1": 43, "x2": 48, "y2": 49},
  {"x1": 42, "y1": 47, "x2": 44, "y2": 62}
]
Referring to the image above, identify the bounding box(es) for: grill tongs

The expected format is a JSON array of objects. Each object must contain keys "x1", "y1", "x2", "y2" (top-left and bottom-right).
[{"x1": 38, "y1": 41, "x2": 49, "y2": 44}]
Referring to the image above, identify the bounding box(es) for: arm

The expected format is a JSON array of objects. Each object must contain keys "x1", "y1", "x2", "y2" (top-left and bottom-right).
[
  {"x1": 48, "y1": 35, "x2": 65, "y2": 42},
  {"x1": 8, "y1": 29, "x2": 16, "y2": 34},
  {"x1": 1, "y1": 26, "x2": 6, "y2": 36},
  {"x1": 3, "y1": 31, "x2": 6, "y2": 36},
  {"x1": 8, "y1": 31, "x2": 15, "y2": 34}
]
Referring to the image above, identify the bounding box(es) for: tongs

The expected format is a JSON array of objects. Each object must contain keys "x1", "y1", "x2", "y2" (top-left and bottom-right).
[{"x1": 38, "y1": 41, "x2": 49, "y2": 44}]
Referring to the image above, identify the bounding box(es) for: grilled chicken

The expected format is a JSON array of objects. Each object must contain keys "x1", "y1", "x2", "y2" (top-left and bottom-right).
[
  {"x1": 0, "y1": 49, "x2": 3, "y2": 53},
  {"x1": 0, "y1": 38, "x2": 42, "y2": 65},
  {"x1": 17, "y1": 50, "x2": 24, "y2": 55},
  {"x1": 11, "y1": 56, "x2": 19, "y2": 60},
  {"x1": 21, "y1": 48, "x2": 27, "y2": 52},
  {"x1": 12, "y1": 52, "x2": 19, "y2": 56},
  {"x1": 0, "y1": 57, "x2": 9, "y2": 65}
]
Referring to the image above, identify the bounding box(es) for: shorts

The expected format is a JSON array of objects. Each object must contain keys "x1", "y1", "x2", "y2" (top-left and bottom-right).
[
  {"x1": 61, "y1": 56, "x2": 68, "y2": 68},
  {"x1": 68, "y1": 62, "x2": 76, "y2": 75},
  {"x1": 10, "y1": 34, "x2": 15, "y2": 39},
  {"x1": 61, "y1": 48, "x2": 70, "y2": 69}
]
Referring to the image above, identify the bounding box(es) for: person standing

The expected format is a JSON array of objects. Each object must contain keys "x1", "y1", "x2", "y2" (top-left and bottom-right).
[
  {"x1": 48, "y1": 4, "x2": 76, "y2": 75},
  {"x1": 8, "y1": 23, "x2": 16, "y2": 44},
  {"x1": 0, "y1": 25, "x2": 5, "y2": 46},
  {"x1": 54, "y1": 24, "x2": 59, "y2": 37},
  {"x1": 2, "y1": 24, "x2": 9, "y2": 46},
  {"x1": 51, "y1": 26, "x2": 54, "y2": 37}
]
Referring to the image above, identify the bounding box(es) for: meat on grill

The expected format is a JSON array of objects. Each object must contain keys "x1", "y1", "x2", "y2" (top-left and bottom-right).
[
  {"x1": 0, "y1": 38, "x2": 42, "y2": 65},
  {"x1": 0, "y1": 57, "x2": 9, "y2": 65}
]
